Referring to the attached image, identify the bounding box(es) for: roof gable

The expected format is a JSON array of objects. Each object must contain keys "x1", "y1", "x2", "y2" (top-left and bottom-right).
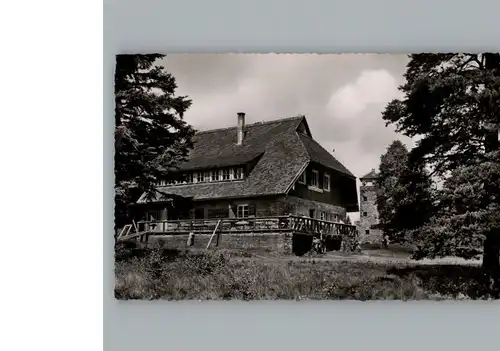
[{"x1": 297, "y1": 133, "x2": 355, "y2": 178}]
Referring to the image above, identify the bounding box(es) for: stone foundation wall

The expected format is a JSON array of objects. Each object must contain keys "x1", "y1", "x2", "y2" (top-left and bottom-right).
[
  {"x1": 145, "y1": 231, "x2": 348, "y2": 256},
  {"x1": 147, "y1": 232, "x2": 293, "y2": 255}
]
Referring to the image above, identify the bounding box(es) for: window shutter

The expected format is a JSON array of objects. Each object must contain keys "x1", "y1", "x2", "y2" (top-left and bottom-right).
[{"x1": 229, "y1": 204, "x2": 237, "y2": 218}]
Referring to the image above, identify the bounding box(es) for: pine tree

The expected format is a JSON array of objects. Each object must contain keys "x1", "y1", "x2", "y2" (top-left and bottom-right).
[
  {"x1": 114, "y1": 54, "x2": 195, "y2": 229},
  {"x1": 414, "y1": 153, "x2": 500, "y2": 260},
  {"x1": 375, "y1": 140, "x2": 434, "y2": 243},
  {"x1": 382, "y1": 53, "x2": 500, "y2": 279}
]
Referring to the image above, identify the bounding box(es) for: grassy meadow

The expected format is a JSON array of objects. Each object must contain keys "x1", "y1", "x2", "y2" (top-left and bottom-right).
[{"x1": 114, "y1": 242, "x2": 498, "y2": 301}]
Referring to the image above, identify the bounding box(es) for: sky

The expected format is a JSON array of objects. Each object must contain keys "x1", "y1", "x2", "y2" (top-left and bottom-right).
[{"x1": 159, "y1": 54, "x2": 415, "y2": 221}]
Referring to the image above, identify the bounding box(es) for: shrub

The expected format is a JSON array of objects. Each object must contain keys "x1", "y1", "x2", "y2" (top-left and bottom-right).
[{"x1": 115, "y1": 250, "x2": 497, "y2": 300}]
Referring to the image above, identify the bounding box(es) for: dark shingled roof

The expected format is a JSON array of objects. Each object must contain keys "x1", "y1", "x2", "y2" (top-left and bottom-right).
[
  {"x1": 297, "y1": 133, "x2": 355, "y2": 177},
  {"x1": 360, "y1": 169, "x2": 378, "y2": 180},
  {"x1": 138, "y1": 116, "x2": 356, "y2": 203}
]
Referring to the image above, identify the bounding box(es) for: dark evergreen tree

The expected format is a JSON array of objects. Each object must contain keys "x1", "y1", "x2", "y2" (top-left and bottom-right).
[
  {"x1": 375, "y1": 140, "x2": 434, "y2": 243},
  {"x1": 114, "y1": 54, "x2": 195, "y2": 230},
  {"x1": 382, "y1": 53, "x2": 500, "y2": 280}
]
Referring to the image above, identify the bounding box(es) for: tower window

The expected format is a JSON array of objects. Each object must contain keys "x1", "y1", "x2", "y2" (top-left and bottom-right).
[
  {"x1": 362, "y1": 212, "x2": 368, "y2": 217},
  {"x1": 362, "y1": 196, "x2": 367, "y2": 201},
  {"x1": 365, "y1": 230, "x2": 370, "y2": 234}
]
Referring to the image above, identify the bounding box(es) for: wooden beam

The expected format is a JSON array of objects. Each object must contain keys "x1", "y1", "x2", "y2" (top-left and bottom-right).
[{"x1": 206, "y1": 219, "x2": 222, "y2": 249}]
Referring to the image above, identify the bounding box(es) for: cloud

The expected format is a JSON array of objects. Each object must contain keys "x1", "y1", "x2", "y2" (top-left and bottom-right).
[{"x1": 327, "y1": 69, "x2": 401, "y2": 119}]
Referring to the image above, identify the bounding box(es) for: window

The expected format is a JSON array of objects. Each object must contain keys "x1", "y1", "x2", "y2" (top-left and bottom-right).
[
  {"x1": 194, "y1": 172, "x2": 204, "y2": 183},
  {"x1": 323, "y1": 174, "x2": 330, "y2": 191},
  {"x1": 320, "y1": 211, "x2": 326, "y2": 220},
  {"x1": 237, "y1": 204, "x2": 249, "y2": 218},
  {"x1": 233, "y1": 167, "x2": 243, "y2": 180},
  {"x1": 211, "y1": 170, "x2": 220, "y2": 181},
  {"x1": 180, "y1": 173, "x2": 188, "y2": 184},
  {"x1": 298, "y1": 171, "x2": 306, "y2": 184},
  {"x1": 362, "y1": 212, "x2": 367, "y2": 217},
  {"x1": 309, "y1": 209, "x2": 316, "y2": 218},
  {"x1": 204, "y1": 171, "x2": 211, "y2": 182},
  {"x1": 222, "y1": 168, "x2": 230, "y2": 180},
  {"x1": 310, "y1": 170, "x2": 319, "y2": 187},
  {"x1": 148, "y1": 210, "x2": 162, "y2": 220},
  {"x1": 365, "y1": 230, "x2": 370, "y2": 235},
  {"x1": 194, "y1": 208, "x2": 205, "y2": 219},
  {"x1": 362, "y1": 196, "x2": 367, "y2": 201}
]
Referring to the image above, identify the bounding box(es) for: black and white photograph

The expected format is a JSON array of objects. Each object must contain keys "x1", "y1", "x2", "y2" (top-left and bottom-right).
[{"x1": 114, "y1": 53, "x2": 500, "y2": 300}]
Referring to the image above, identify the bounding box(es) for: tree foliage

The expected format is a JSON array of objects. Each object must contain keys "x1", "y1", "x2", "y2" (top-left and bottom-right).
[
  {"x1": 381, "y1": 53, "x2": 500, "y2": 278},
  {"x1": 375, "y1": 140, "x2": 434, "y2": 243},
  {"x1": 414, "y1": 151, "x2": 500, "y2": 260},
  {"x1": 383, "y1": 54, "x2": 500, "y2": 177},
  {"x1": 114, "y1": 54, "x2": 195, "y2": 229}
]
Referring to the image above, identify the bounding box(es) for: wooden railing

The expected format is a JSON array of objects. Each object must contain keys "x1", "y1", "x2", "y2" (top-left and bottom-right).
[
  {"x1": 135, "y1": 215, "x2": 357, "y2": 239},
  {"x1": 136, "y1": 216, "x2": 291, "y2": 234},
  {"x1": 289, "y1": 216, "x2": 358, "y2": 238}
]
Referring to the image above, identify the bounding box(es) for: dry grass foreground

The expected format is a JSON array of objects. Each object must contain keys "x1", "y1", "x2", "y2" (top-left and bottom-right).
[{"x1": 114, "y1": 243, "x2": 498, "y2": 301}]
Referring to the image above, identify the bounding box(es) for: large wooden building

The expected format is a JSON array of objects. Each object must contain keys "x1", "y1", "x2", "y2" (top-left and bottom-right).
[{"x1": 136, "y1": 113, "x2": 359, "y2": 223}]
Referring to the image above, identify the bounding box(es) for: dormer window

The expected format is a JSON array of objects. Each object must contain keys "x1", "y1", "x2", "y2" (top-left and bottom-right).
[
  {"x1": 233, "y1": 167, "x2": 243, "y2": 180},
  {"x1": 212, "y1": 170, "x2": 220, "y2": 181},
  {"x1": 158, "y1": 166, "x2": 245, "y2": 187},
  {"x1": 193, "y1": 172, "x2": 204, "y2": 183},
  {"x1": 204, "y1": 171, "x2": 211, "y2": 182}
]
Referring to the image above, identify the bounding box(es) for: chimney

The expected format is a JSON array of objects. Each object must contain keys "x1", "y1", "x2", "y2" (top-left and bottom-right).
[{"x1": 237, "y1": 112, "x2": 245, "y2": 145}]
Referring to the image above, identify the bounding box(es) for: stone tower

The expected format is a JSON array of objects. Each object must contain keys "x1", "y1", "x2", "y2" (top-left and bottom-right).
[{"x1": 358, "y1": 169, "x2": 383, "y2": 243}]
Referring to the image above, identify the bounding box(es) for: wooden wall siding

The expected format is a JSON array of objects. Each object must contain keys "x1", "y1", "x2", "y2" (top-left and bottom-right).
[
  {"x1": 187, "y1": 195, "x2": 346, "y2": 220},
  {"x1": 141, "y1": 195, "x2": 347, "y2": 224},
  {"x1": 282, "y1": 195, "x2": 347, "y2": 220},
  {"x1": 288, "y1": 162, "x2": 356, "y2": 210},
  {"x1": 168, "y1": 196, "x2": 290, "y2": 220}
]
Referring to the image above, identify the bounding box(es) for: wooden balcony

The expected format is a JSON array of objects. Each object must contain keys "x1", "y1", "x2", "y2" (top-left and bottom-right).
[{"x1": 134, "y1": 215, "x2": 358, "y2": 238}]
